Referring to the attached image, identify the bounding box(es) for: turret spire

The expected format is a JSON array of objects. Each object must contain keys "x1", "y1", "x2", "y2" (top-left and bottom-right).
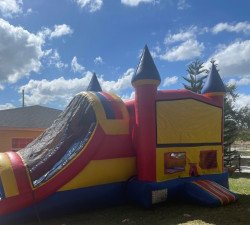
[
  {"x1": 86, "y1": 72, "x2": 102, "y2": 92},
  {"x1": 201, "y1": 62, "x2": 226, "y2": 94},
  {"x1": 131, "y1": 45, "x2": 161, "y2": 87}
]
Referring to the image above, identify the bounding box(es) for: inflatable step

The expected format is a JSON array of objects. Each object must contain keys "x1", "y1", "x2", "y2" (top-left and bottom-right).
[{"x1": 184, "y1": 179, "x2": 237, "y2": 206}]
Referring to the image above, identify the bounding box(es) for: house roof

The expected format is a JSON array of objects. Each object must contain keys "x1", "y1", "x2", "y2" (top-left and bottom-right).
[
  {"x1": 0, "y1": 105, "x2": 62, "y2": 129},
  {"x1": 131, "y1": 45, "x2": 161, "y2": 85},
  {"x1": 86, "y1": 73, "x2": 102, "y2": 92}
]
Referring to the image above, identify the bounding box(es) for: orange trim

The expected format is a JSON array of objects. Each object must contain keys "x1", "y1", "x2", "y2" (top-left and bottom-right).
[
  {"x1": 0, "y1": 127, "x2": 44, "y2": 131},
  {"x1": 204, "y1": 92, "x2": 225, "y2": 96},
  {"x1": 132, "y1": 79, "x2": 160, "y2": 87}
]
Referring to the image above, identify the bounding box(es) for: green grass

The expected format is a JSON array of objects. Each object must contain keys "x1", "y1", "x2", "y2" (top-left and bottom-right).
[{"x1": 19, "y1": 173, "x2": 250, "y2": 225}]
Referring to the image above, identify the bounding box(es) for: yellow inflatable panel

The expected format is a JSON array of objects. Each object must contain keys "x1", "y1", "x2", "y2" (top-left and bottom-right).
[
  {"x1": 59, "y1": 157, "x2": 136, "y2": 191},
  {"x1": 157, "y1": 99, "x2": 222, "y2": 144},
  {"x1": 156, "y1": 146, "x2": 223, "y2": 182},
  {"x1": 0, "y1": 153, "x2": 19, "y2": 197}
]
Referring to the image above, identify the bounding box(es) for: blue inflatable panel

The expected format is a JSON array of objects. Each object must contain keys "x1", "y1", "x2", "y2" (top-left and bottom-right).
[
  {"x1": 126, "y1": 177, "x2": 184, "y2": 208},
  {"x1": 1, "y1": 182, "x2": 127, "y2": 224},
  {"x1": 126, "y1": 171, "x2": 233, "y2": 208}
]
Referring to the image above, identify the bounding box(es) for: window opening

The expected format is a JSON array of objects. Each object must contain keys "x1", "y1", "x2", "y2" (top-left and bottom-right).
[
  {"x1": 199, "y1": 150, "x2": 217, "y2": 169},
  {"x1": 164, "y1": 152, "x2": 186, "y2": 174}
]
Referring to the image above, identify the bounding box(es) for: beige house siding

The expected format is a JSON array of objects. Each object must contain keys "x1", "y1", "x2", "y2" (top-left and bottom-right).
[{"x1": 0, "y1": 128, "x2": 44, "y2": 152}]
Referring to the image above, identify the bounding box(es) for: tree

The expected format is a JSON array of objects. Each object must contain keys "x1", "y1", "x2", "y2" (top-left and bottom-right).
[
  {"x1": 224, "y1": 84, "x2": 250, "y2": 145},
  {"x1": 222, "y1": 84, "x2": 250, "y2": 168},
  {"x1": 224, "y1": 84, "x2": 239, "y2": 148},
  {"x1": 182, "y1": 59, "x2": 208, "y2": 93},
  {"x1": 237, "y1": 106, "x2": 250, "y2": 141}
]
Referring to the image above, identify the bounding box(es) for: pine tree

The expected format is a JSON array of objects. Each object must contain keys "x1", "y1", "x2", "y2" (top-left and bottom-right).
[
  {"x1": 224, "y1": 84, "x2": 238, "y2": 146},
  {"x1": 223, "y1": 84, "x2": 239, "y2": 167},
  {"x1": 182, "y1": 59, "x2": 208, "y2": 93},
  {"x1": 237, "y1": 106, "x2": 250, "y2": 141}
]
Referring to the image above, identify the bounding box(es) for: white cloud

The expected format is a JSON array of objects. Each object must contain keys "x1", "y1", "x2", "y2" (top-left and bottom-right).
[
  {"x1": 20, "y1": 68, "x2": 134, "y2": 107},
  {"x1": 177, "y1": 0, "x2": 190, "y2": 10},
  {"x1": 47, "y1": 50, "x2": 68, "y2": 69},
  {"x1": 158, "y1": 26, "x2": 205, "y2": 61},
  {"x1": 0, "y1": 0, "x2": 23, "y2": 17},
  {"x1": 160, "y1": 39, "x2": 204, "y2": 61},
  {"x1": 0, "y1": 103, "x2": 15, "y2": 110},
  {"x1": 212, "y1": 22, "x2": 250, "y2": 35},
  {"x1": 121, "y1": 0, "x2": 156, "y2": 7},
  {"x1": 37, "y1": 27, "x2": 51, "y2": 39},
  {"x1": 227, "y1": 79, "x2": 237, "y2": 86},
  {"x1": 50, "y1": 24, "x2": 73, "y2": 39},
  {"x1": 122, "y1": 91, "x2": 135, "y2": 100},
  {"x1": 163, "y1": 76, "x2": 178, "y2": 87},
  {"x1": 43, "y1": 49, "x2": 68, "y2": 69},
  {"x1": 100, "y1": 68, "x2": 134, "y2": 92},
  {"x1": 71, "y1": 56, "x2": 85, "y2": 73},
  {"x1": 74, "y1": 0, "x2": 103, "y2": 12},
  {"x1": 164, "y1": 27, "x2": 197, "y2": 44},
  {"x1": 26, "y1": 8, "x2": 32, "y2": 14},
  {"x1": 228, "y1": 76, "x2": 250, "y2": 86},
  {"x1": 150, "y1": 46, "x2": 161, "y2": 58},
  {"x1": 94, "y1": 56, "x2": 104, "y2": 65},
  {"x1": 207, "y1": 40, "x2": 250, "y2": 77},
  {"x1": 0, "y1": 18, "x2": 43, "y2": 83},
  {"x1": 235, "y1": 93, "x2": 250, "y2": 108},
  {"x1": 38, "y1": 24, "x2": 73, "y2": 40},
  {"x1": 0, "y1": 84, "x2": 5, "y2": 90},
  {"x1": 19, "y1": 72, "x2": 93, "y2": 107}
]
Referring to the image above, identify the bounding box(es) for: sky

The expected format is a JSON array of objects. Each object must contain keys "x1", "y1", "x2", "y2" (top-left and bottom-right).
[{"x1": 0, "y1": 0, "x2": 250, "y2": 110}]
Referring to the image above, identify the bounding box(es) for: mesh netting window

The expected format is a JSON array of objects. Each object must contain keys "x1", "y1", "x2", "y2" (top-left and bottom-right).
[
  {"x1": 199, "y1": 150, "x2": 217, "y2": 169},
  {"x1": 164, "y1": 152, "x2": 186, "y2": 174}
]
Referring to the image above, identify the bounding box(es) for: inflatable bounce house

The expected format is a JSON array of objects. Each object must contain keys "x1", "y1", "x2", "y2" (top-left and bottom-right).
[{"x1": 0, "y1": 45, "x2": 237, "y2": 220}]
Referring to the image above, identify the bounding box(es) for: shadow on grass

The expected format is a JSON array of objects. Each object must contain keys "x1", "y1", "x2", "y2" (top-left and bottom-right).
[
  {"x1": 2, "y1": 173, "x2": 250, "y2": 225},
  {"x1": 6, "y1": 194, "x2": 248, "y2": 225},
  {"x1": 230, "y1": 172, "x2": 250, "y2": 179}
]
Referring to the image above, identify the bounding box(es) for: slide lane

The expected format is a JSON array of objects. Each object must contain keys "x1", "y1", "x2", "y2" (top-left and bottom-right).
[{"x1": 0, "y1": 123, "x2": 104, "y2": 215}]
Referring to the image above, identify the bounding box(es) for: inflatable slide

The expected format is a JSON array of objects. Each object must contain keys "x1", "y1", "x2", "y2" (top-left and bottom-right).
[{"x1": 0, "y1": 91, "x2": 135, "y2": 216}]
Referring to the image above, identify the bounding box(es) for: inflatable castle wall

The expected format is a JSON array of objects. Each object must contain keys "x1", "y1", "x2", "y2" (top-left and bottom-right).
[{"x1": 0, "y1": 46, "x2": 237, "y2": 221}]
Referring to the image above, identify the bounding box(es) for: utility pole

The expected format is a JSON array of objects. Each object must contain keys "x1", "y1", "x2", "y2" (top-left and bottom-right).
[{"x1": 22, "y1": 89, "x2": 25, "y2": 107}]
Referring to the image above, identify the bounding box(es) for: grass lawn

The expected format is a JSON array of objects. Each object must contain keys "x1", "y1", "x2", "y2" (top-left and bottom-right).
[{"x1": 15, "y1": 173, "x2": 250, "y2": 225}]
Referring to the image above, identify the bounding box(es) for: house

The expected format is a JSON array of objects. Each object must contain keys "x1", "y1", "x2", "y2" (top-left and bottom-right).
[{"x1": 0, "y1": 105, "x2": 61, "y2": 152}]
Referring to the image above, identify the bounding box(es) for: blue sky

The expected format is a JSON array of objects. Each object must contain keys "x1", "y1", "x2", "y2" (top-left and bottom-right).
[{"x1": 0, "y1": 0, "x2": 250, "y2": 110}]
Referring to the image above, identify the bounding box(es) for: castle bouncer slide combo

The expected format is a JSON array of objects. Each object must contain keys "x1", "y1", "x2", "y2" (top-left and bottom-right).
[{"x1": 0, "y1": 46, "x2": 237, "y2": 220}]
